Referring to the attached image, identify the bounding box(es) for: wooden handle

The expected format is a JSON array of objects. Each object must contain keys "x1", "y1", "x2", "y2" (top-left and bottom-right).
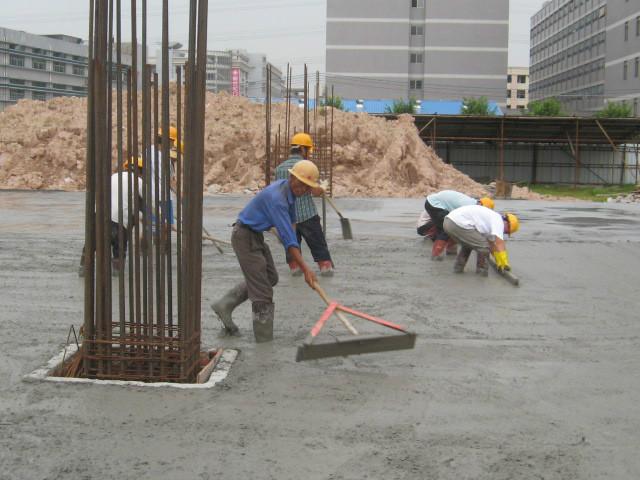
[
  {"x1": 323, "y1": 195, "x2": 344, "y2": 219},
  {"x1": 313, "y1": 282, "x2": 358, "y2": 335}
]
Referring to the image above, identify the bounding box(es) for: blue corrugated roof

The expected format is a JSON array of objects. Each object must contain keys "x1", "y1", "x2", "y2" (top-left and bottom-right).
[{"x1": 248, "y1": 97, "x2": 503, "y2": 115}]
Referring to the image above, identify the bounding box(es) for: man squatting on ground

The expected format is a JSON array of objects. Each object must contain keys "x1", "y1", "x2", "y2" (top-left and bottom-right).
[
  {"x1": 275, "y1": 132, "x2": 334, "y2": 277},
  {"x1": 211, "y1": 159, "x2": 322, "y2": 343},
  {"x1": 420, "y1": 190, "x2": 495, "y2": 260},
  {"x1": 443, "y1": 204, "x2": 520, "y2": 276},
  {"x1": 78, "y1": 158, "x2": 144, "y2": 277}
]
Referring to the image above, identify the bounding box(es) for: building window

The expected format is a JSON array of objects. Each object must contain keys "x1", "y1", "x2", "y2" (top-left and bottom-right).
[
  {"x1": 32, "y1": 81, "x2": 47, "y2": 88},
  {"x1": 517, "y1": 90, "x2": 526, "y2": 99},
  {"x1": 9, "y1": 54, "x2": 25, "y2": 67},
  {"x1": 410, "y1": 80, "x2": 422, "y2": 89},
  {"x1": 623, "y1": 61, "x2": 628, "y2": 80},
  {"x1": 637, "y1": 16, "x2": 640, "y2": 36},
  {"x1": 507, "y1": 74, "x2": 512, "y2": 83},
  {"x1": 72, "y1": 65, "x2": 85, "y2": 76},
  {"x1": 507, "y1": 89, "x2": 511, "y2": 98},
  {"x1": 9, "y1": 89, "x2": 25, "y2": 101},
  {"x1": 32, "y1": 91, "x2": 47, "y2": 101},
  {"x1": 410, "y1": 53, "x2": 423, "y2": 64},
  {"x1": 72, "y1": 86, "x2": 86, "y2": 93},
  {"x1": 410, "y1": 25, "x2": 424, "y2": 36},
  {"x1": 411, "y1": 0, "x2": 424, "y2": 7},
  {"x1": 9, "y1": 78, "x2": 26, "y2": 85},
  {"x1": 517, "y1": 75, "x2": 527, "y2": 83},
  {"x1": 636, "y1": 58, "x2": 639, "y2": 78},
  {"x1": 53, "y1": 62, "x2": 66, "y2": 73},
  {"x1": 32, "y1": 58, "x2": 46, "y2": 70},
  {"x1": 53, "y1": 83, "x2": 67, "y2": 91},
  {"x1": 625, "y1": 22, "x2": 629, "y2": 41}
]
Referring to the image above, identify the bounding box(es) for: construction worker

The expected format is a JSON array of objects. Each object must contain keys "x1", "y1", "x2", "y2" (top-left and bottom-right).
[
  {"x1": 443, "y1": 204, "x2": 519, "y2": 276},
  {"x1": 421, "y1": 190, "x2": 495, "y2": 260},
  {"x1": 211, "y1": 159, "x2": 320, "y2": 343},
  {"x1": 416, "y1": 211, "x2": 437, "y2": 238},
  {"x1": 150, "y1": 128, "x2": 178, "y2": 239},
  {"x1": 275, "y1": 133, "x2": 334, "y2": 276},
  {"x1": 78, "y1": 158, "x2": 144, "y2": 276}
]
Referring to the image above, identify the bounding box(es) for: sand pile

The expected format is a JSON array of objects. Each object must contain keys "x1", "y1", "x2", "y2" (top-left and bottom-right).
[{"x1": 0, "y1": 88, "x2": 487, "y2": 198}]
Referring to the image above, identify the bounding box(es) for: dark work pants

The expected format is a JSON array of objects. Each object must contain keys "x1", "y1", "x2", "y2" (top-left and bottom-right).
[
  {"x1": 424, "y1": 199, "x2": 450, "y2": 241},
  {"x1": 285, "y1": 214, "x2": 332, "y2": 264},
  {"x1": 111, "y1": 221, "x2": 128, "y2": 259}
]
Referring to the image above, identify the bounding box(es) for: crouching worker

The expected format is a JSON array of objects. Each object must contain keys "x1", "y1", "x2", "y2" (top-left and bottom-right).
[
  {"x1": 211, "y1": 160, "x2": 320, "y2": 343},
  {"x1": 443, "y1": 204, "x2": 519, "y2": 276},
  {"x1": 423, "y1": 190, "x2": 495, "y2": 260}
]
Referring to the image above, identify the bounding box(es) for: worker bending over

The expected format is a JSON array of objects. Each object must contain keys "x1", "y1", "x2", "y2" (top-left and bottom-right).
[
  {"x1": 78, "y1": 158, "x2": 144, "y2": 276},
  {"x1": 443, "y1": 204, "x2": 519, "y2": 276},
  {"x1": 421, "y1": 190, "x2": 494, "y2": 260},
  {"x1": 275, "y1": 133, "x2": 334, "y2": 276},
  {"x1": 211, "y1": 160, "x2": 320, "y2": 343}
]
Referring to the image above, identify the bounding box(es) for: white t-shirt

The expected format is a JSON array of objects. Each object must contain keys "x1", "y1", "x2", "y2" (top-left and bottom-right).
[
  {"x1": 416, "y1": 210, "x2": 430, "y2": 228},
  {"x1": 110, "y1": 171, "x2": 143, "y2": 224},
  {"x1": 446, "y1": 204, "x2": 505, "y2": 241},
  {"x1": 149, "y1": 145, "x2": 176, "y2": 203}
]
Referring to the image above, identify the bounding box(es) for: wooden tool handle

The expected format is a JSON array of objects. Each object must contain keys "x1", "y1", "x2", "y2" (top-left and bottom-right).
[
  {"x1": 313, "y1": 282, "x2": 358, "y2": 335},
  {"x1": 323, "y1": 195, "x2": 344, "y2": 219}
]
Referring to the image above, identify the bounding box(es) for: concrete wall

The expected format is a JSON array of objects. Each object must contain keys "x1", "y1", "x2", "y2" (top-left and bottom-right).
[
  {"x1": 326, "y1": 0, "x2": 508, "y2": 102},
  {"x1": 604, "y1": 2, "x2": 640, "y2": 114}
]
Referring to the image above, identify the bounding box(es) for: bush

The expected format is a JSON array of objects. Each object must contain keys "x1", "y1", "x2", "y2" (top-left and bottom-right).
[
  {"x1": 321, "y1": 95, "x2": 344, "y2": 111},
  {"x1": 460, "y1": 96, "x2": 497, "y2": 115},
  {"x1": 595, "y1": 102, "x2": 633, "y2": 118},
  {"x1": 385, "y1": 98, "x2": 416, "y2": 114},
  {"x1": 528, "y1": 98, "x2": 564, "y2": 116}
]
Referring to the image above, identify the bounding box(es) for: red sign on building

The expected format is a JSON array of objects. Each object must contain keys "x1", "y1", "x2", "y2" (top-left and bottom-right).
[{"x1": 231, "y1": 68, "x2": 240, "y2": 96}]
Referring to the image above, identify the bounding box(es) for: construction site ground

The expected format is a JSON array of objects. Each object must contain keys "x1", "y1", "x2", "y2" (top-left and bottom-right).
[{"x1": 1, "y1": 190, "x2": 639, "y2": 480}]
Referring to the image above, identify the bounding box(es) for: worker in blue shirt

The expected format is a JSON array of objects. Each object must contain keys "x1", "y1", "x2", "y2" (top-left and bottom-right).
[
  {"x1": 211, "y1": 160, "x2": 320, "y2": 343},
  {"x1": 275, "y1": 132, "x2": 334, "y2": 276}
]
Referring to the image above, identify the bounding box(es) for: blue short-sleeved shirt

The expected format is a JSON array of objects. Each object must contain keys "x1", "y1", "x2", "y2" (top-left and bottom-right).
[
  {"x1": 237, "y1": 179, "x2": 299, "y2": 250},
  {"x1": 427, "y1": 190, "x2": 476, "y2": 212}
]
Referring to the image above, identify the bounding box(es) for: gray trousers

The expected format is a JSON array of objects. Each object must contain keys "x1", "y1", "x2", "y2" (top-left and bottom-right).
[
  {"x1": 443, "y1": 218, "x2": 491, "y2": 254},
  {"x1": 232, "y1": 223, "x2": 279, "y2": 304}
]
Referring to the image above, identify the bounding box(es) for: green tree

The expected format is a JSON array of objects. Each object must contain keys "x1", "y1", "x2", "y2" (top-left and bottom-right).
[
  {"x1": 385, "y1": 98, "x2": 416, "y2": 114},
  {"x1": 595, "y1": 101, "x2": 633, "y2": 118},
  {"x1": 528, "y1": 98, "x2": 564, "y2": 116},
  {"x1": 460, "y1": 96, "x2": 497, "y2": 115},
  {"x1": 321, "y1": 95, "x2": 344, "y2": 111}
]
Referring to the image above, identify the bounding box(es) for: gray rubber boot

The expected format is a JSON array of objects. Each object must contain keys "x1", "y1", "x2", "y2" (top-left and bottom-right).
[
  {"x1": 453, "y1": 246, "x2": 472, "y2": 273},
  {"x1": 211, "y1": 283, "x2": 248, "y2": 334},
  {"x1": 252, "y1": 301, "x2": 274, "y2": 343},
  {"x1": 475, "y1": 251, "x2": 489, "y2": 277}
]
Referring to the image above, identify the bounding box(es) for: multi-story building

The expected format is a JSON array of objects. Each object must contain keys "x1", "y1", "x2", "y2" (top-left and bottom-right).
[
  {"x1": 506, "y1": 66, "x2": 529, "y2": 111},
  {"x1": 246, "y1": 53, "x2": 283, "y2": 99},
  {"x1": 325, "y1": 0, "x2": 509, "y2": 103},
  {"x1": 530, "y1": 0, "x2": 640, "y2": 116},
  {"x1": 0, "y1": 27, "x2": 137, "y2": 112}
]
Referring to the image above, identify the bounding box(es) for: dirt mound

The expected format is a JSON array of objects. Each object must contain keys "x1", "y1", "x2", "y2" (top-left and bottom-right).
[{"x1": 0, "y1": 89, "x2": 487, "y2": 198}]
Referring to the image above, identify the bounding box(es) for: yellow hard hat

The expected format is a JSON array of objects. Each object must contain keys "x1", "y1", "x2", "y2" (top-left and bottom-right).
[
  {"x1": 123, "y1": 156, "x2": 143, "y2": 169},
  {"x1": 478, "y1": 197, "x2": 495, "y2": 209},
  {"x1": 158, "y1": 126, "x2": 178, "y2": 142},
  {"x1": 503, "y1": 213, "x2": 519, "y2": 235},
  {"x1": 291, "y1": 132, "x2": 314, "y2": 153},
  {"x1": 288, "y1": 159, "x2": 319, "y2": 189}
]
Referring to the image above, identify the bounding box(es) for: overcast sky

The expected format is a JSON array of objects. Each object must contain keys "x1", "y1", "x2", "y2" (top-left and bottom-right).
[{"x1": 2, "y1": 0, "x2": 547, "y2": 79}]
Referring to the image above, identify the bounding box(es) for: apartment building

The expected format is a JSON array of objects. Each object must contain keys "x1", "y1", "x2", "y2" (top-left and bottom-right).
[
  {"x1": 506, "y1": 67, "x2": 529, "y2": 111},
  {"x1": 325, "y1": 0, "x2": 509, "y2": 102},
  {"x1": 0, "y1": 27, "x2": 137, "y2": 112},
  {"x1": 530, "y1": 0, "x2": 640, "y2": 116},
  {"x1": 246, "y1": 53, "x2": 283, "y2": 99}
]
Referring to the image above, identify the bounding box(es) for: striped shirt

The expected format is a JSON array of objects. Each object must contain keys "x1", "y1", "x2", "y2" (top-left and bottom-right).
[{"x1": 274, "y1": 155, "x2": 318, "y2": 223}]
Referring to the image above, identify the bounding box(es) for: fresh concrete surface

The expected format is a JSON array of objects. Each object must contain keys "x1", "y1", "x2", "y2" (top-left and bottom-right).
[{"x1": 1, "y1": 191, "x2": 639, "y2": 480}]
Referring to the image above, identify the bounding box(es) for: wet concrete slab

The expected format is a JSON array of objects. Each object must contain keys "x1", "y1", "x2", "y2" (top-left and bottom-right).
[{"x1": 1, "y1": 190, "x2": 639, "y2": 479}]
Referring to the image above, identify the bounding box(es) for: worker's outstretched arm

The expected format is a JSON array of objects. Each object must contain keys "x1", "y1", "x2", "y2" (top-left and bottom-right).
[{"x1": 287, "y1": 246, "x2": 318, "y2": 288}]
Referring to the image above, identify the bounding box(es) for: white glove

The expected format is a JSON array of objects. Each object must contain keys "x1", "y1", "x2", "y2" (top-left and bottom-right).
[{"x1": 318, "y1": 179, "x2": 329, "y2": 192}]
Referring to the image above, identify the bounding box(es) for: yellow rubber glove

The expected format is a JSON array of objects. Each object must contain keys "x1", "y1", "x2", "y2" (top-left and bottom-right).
[{"x1": 493, "y1": 250, "x2": 511, "y2": 271}]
